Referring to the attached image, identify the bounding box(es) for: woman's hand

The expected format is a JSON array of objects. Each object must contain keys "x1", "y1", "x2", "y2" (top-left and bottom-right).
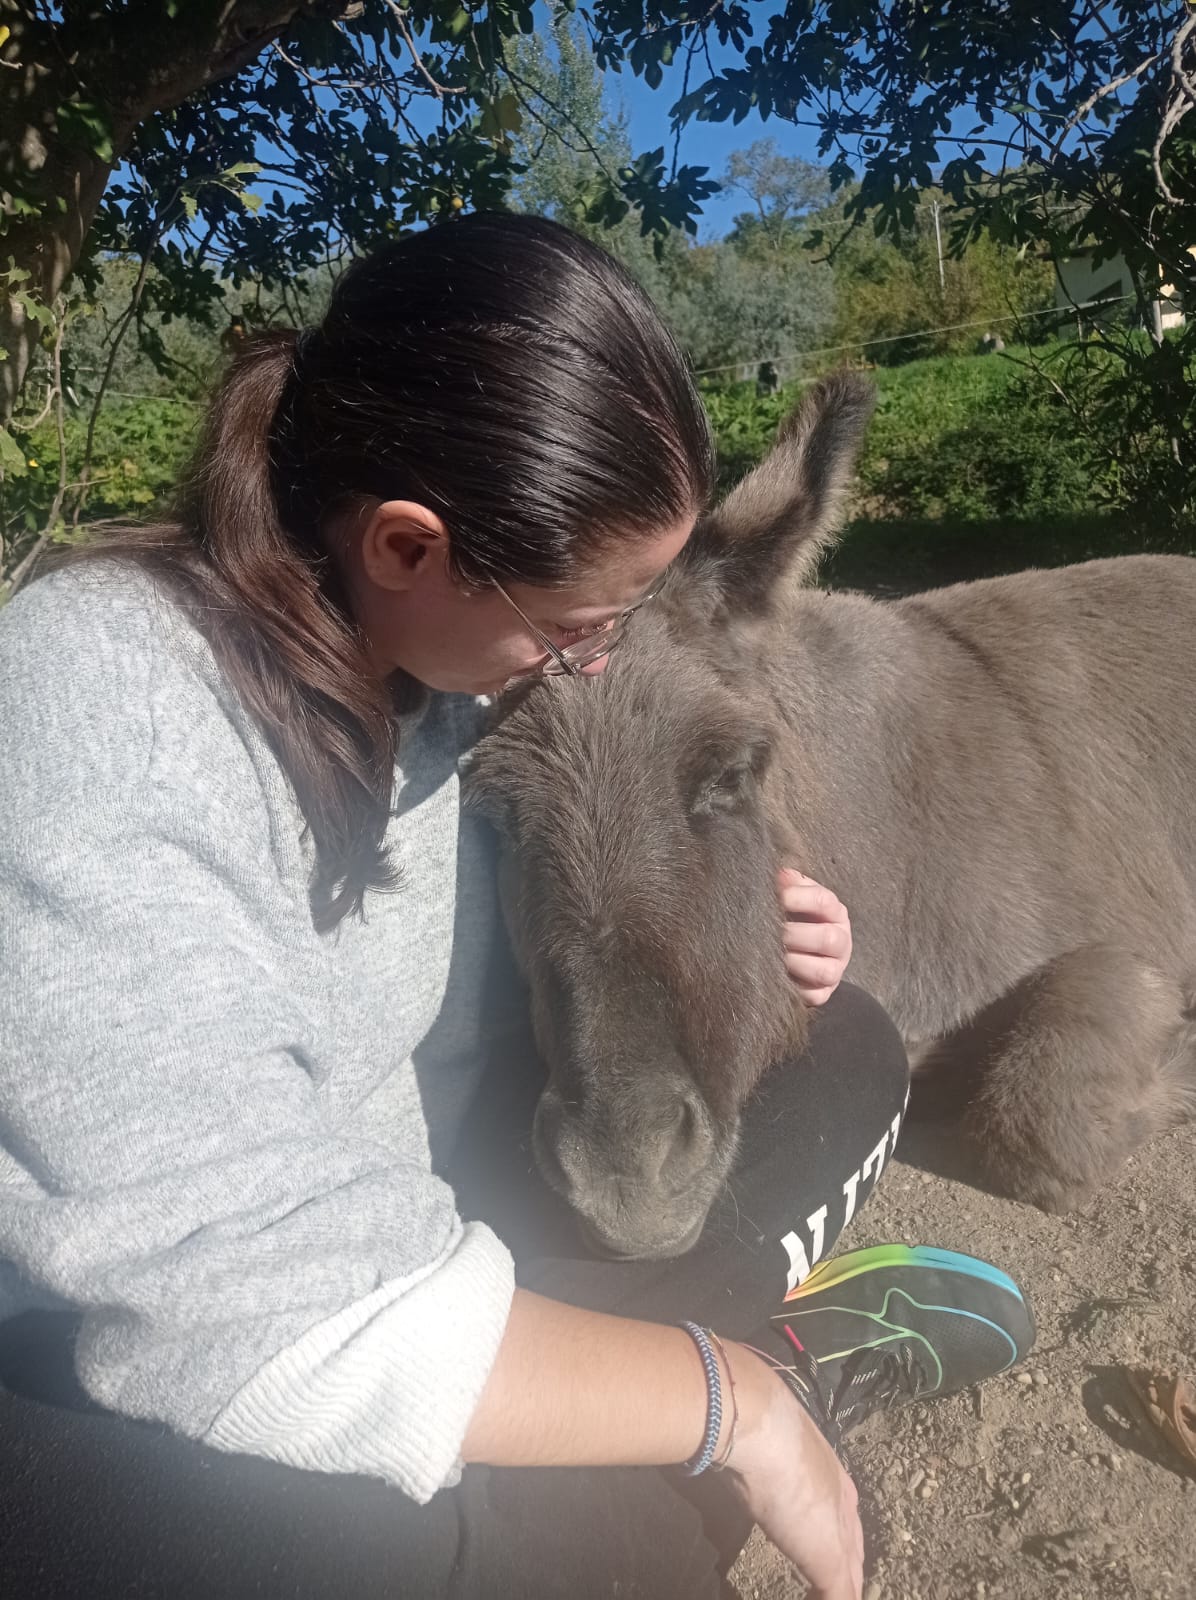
[
  {"x1": 463, "y1": 1293, "x2": 863, "y2": 1598},
  {"x1": 725, "y1": 1343, "x2": 864, "y2": 1600},
  {"x1": 778, "y1": 869, "x2": 853, "y2": 1006}
]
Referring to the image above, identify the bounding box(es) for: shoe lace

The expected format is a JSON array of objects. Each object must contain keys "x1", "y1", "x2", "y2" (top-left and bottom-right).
[
  {"x1": 831, "y1": 1343, "x2": 930, "y2": 1433},
  {"x1": 770, "y1": 1339, "x2": 931, "y2": 1454}
]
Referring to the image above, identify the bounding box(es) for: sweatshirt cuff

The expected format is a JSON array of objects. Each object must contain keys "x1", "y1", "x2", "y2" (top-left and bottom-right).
[{"x1": 203, "y1": 1220, "x2": 515, "y2": 1503}]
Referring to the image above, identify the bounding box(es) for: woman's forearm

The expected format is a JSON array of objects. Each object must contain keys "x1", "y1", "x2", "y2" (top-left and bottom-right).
[
  {"x1": 462, "y1": 1288, "x2": 719, "y2": 1469},
  {"x1": 461, "y1": 1288, "x2": 863, "y2": 1599}
]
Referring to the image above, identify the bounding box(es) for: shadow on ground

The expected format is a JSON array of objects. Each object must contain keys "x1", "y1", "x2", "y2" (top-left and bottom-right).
[{"x1": 821, "y1": 514, "x2": 1196, "y2": 599}]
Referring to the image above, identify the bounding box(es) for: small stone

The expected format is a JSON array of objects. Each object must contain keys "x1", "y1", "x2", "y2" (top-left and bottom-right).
[
  {"x1": 975, "y1": 1585, "x2": 987, "y2": 1599},
  {"x1": 863, "y1": 1581, "x2": 883, "y2": 1600},
  {"x1": 1135, "y1": 1197, "x2": 1148, "y2": 1213},
  {"x1": 918, "y1": 1481, "x2": 934, "y2": 1500},
  {"x1": 1019, "y1": 1470, "x2": 1032, "y2": 1485},
  {"x1": 908, "y1": 1468, "x2": 926, "y2": 1494},
  {"x1": 1015, "y1": 1372, "x2": 1034, "y2": 1387},
  {"x1": 899, "y1": 1528, "x2": 913, "y2": 1543},
  {"x1": 1108, "y1": 1452, "x2": 1123, "y2": 1472},
  {"x1": 1032, "y1": 1371, "x2": 1048, "y2": 1388},
  {"x1": 1088, "y1": 1453, "x2": 1102, "y2": 1466}
]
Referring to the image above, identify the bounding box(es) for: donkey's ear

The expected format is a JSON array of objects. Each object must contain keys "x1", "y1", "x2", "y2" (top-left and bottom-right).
[{"x1": 683, "y1": 370, "x2": 875, "y2": 615}]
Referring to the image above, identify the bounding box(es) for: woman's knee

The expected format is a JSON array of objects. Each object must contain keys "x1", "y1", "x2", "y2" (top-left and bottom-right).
[{"x1": 811, "y1": 981, "x2": 910, "y2": 1107}]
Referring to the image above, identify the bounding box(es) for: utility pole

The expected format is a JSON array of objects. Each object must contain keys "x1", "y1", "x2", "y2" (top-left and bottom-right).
[{"x1": 931, "y1": 199, "x2": 946, "y2": 296}]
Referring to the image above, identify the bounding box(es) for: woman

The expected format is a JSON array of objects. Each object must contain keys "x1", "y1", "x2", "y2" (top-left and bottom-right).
[{"x1": 0, "y1": 213, "x2": 1032, "y2": 1600}]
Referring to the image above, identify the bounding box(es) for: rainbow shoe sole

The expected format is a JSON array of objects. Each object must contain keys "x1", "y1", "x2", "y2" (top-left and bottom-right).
[{"x1": 773, "y1": 1244, "x2": 1035, "y2": 1420}]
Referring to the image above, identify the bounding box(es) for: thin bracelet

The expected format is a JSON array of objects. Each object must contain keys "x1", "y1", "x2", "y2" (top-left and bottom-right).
[
  {"x1": 677, "y1": 1322, "x2": 723, "y2": 1477},
  {"x1": 707, "y1": 1331, "x2": 740, "y2": 1471}
]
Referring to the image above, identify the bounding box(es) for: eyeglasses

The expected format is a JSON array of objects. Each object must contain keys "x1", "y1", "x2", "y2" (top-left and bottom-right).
[{"x1": 493, "y1": 573, "x2": 666, "y2": 677}]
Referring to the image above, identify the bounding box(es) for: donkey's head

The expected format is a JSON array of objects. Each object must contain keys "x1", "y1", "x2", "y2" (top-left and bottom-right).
[{"x1": 464, "y1": 372, "x2": 875, "y2": 1257}]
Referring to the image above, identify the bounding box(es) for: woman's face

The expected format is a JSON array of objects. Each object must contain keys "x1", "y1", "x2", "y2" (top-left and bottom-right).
[{"x1": 340, "y1": 500, "x2": 694, "y2": 696}]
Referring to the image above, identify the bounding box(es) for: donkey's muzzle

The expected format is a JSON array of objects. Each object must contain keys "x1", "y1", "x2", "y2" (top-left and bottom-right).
[{"x1": 531, "y1": 1079, "x2": 728, "y2": 1259}]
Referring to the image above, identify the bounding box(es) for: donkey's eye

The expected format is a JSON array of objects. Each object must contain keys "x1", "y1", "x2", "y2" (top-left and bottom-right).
[
  {"x1": 687, "y1": 733, "x2": 772, "y2": 823},
  {"x1": 691, "y1": 762, "x2": 757, "y2": 820}
]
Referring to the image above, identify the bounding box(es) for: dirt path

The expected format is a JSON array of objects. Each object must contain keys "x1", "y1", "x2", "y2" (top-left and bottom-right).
[{"x1": 730, "y1": 1119, "x2": 1195, "y2": 1600}]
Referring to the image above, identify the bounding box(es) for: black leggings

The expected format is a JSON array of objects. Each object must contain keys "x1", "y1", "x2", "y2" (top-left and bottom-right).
[{"x1": 0, "y1": 984, "x2": 908, "y2": 1600}]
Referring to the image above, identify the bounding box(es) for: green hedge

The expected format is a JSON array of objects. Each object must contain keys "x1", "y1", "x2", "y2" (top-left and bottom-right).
[
  {"x1": 11, "y1": 352, "x2": 1191, "y2": 602},
  {"x1": 702, "y1": 350, "x2": 1104, "y2": 524},
  {"x1": 12, "y1": 351, "x2": 1103, "y2": 531}
]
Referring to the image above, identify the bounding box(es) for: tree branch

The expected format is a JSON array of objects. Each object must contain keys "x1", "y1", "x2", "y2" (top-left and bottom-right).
[
  {"x1": 381, "y1": 0, "x2": 468, "y2": 97},
  {"x1": 1153, "y1": 9, "x2": 1196, "y2": 204},
  {"x1": 1062, "y1": 47, "x2": 1164, "y2": 137}
]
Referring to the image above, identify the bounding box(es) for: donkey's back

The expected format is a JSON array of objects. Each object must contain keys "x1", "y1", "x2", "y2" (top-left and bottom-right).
[
  {"x1": 774, "y1": 551, "x2": 1196, "y2": 1212},
  {"x1": 903, "y1": 552, "x2": 1196, "y2": 925}
]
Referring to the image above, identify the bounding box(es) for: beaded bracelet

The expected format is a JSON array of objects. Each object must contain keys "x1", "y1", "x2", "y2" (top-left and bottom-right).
[
  {"x1": 678, "y1": 1321, "x2": 723, "y2": 1477},
  {"x1": 707, "y1": 1330, "x2": 740, "y2": 1472}
]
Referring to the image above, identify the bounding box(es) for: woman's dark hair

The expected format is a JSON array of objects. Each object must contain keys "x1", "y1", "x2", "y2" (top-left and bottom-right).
[{"x1": 72, "y1": 212, "x2": 715, "y2": 929}]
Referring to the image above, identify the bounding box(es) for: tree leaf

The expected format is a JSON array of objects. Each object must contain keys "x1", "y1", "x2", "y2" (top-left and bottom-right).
[{"x1": 0, "y1": 426, "x2": 29, "y2": 480}]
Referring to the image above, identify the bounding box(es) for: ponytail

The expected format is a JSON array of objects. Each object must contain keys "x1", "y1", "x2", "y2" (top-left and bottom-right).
[{"x1": 68, "y1": 333, "x2": 399, "y2": 930}]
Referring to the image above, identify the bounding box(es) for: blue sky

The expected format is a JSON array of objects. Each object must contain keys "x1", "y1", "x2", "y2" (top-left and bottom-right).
[
  {"x1": 617, "y1": 71, "x2": 828, "y2": 240},
  {"x1": 600, "y1": 32, "x2": 830, "y2": 240}
]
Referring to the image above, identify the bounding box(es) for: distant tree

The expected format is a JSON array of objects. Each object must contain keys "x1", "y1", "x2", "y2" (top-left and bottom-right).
[
  {"x1": 655, "y1": 235, "x2": 835, "y2": 375},
  {"x1": 721, "y1": 140, "x2": 829, "y2": 252},
  {"x1": 508, "y1": 17, "x2": 631, "y2": 229},
  {"x1": 504, "y1": 39, "x2": 836, "y2": 376},
  {"x1": 817, "y1": 190, "x2": 1056, "y2": 364}
]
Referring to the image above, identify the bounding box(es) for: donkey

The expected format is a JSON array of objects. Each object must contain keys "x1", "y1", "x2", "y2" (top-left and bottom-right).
[{"x1": 464, "y1": 372, "x2": 1196, "y2": 1260}]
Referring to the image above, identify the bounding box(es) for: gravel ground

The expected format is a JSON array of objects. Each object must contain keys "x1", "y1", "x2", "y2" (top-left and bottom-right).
[{"x1": 729, "y1": 1117, "x2": 1196, "y2": 1600}]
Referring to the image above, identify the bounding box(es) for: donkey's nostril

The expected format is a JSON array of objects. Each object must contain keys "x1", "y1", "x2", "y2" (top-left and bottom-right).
[
  {"x1": 675, "y1": 1093, "x2": 699, "y2": 1151},
  {"x1": 534, "y1": 1088, "x2": 594, "y2": 1203},
  {"x1": 651, "y1": 1088, "x2": 712, "y2": 1185},
  {"x1": 531, "y1": 1092, "x2": 577, "y2": 1198}
]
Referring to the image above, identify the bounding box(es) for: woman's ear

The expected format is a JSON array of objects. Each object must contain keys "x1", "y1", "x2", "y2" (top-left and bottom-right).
[{"x1": 360, "y1": 500, "x2": 451, "y2": 593}]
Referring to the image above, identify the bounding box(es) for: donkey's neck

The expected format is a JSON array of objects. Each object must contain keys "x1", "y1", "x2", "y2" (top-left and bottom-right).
[{"x1": 756, "y1": 584, "x2": 1030, "y2": 1038}]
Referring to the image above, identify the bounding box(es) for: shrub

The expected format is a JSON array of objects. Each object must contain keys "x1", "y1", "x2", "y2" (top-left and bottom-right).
[
  {"x1": 24, "y1": 397, "x2": 198, "y2": 525},
  {"x1": 704, "y1": 349, "x2": 1105, "y2": 525}
]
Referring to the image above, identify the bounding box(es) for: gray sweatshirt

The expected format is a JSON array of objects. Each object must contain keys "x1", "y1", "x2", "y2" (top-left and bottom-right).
[{"x1": 0, "y1": 562, "x2": 516, "y2": 1503}]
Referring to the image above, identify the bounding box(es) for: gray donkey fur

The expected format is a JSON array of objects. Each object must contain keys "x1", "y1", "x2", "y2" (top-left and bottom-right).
[{"x1": 465, "y1": 371, "x2": 1196, "y2": 1260}]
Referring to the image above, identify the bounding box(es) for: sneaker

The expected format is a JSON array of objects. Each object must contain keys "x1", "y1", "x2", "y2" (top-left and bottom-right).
[{"x1": 766, "y1": 1244, "x2": 1035, "y2": 1450}]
